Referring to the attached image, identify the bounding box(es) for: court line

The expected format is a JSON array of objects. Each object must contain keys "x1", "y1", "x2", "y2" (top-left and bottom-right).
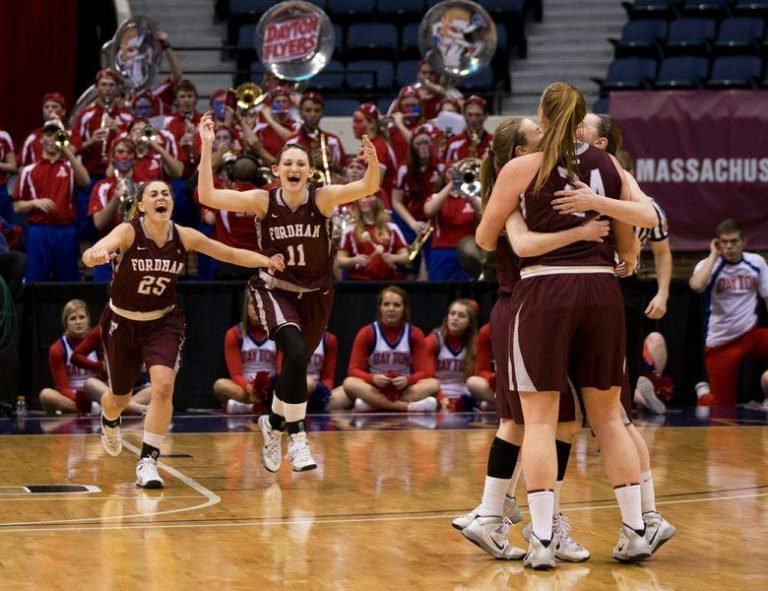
[
  {"x1": 1, "y1": 489, "x2": 765, "y2": 534},
  {"x1": 0, "y1": 495, "x2": 204, "y2": 502},
  {"x1": 0, "y1": 440, "x2": 220, "y2": 527}
]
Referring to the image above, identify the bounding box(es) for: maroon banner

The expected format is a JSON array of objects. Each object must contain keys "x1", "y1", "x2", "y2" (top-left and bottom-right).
[{"x1": 610, "y1": 91, "x2": 768, "y2": 250}]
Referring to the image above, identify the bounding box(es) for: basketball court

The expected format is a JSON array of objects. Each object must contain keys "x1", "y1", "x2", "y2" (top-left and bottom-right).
[{"x1": 1, "y1": 408, "x2": 766, "y2": 590}]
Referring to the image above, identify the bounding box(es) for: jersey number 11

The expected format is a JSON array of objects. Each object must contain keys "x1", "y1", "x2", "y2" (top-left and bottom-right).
[{"x1": 286, "y1": 244, "x2": 306, "y2": 266}]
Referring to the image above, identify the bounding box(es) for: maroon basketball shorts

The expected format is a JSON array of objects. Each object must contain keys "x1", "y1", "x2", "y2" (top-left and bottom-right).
[
  {"x1": 508, "y1": 272, "x2": 626, "y2": 394},
  {"x1": 100, "y1": 306, "x2": 186, "y2": 396},
  {"x1": 489, "y1": 295, "x2": 583, "y2": 425},
  {"x1": 248, "y1": 275, "x2": 334, "y2": 353}
]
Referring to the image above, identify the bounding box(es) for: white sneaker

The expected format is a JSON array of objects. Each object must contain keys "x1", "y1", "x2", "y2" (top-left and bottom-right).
[
  {"x1": 552, "y1": 513, "x2": 590, "y2": 562},
  {"x1": 453, "y1": 495, "x2": 522, "y2": 531},
  {"x1": 354, "y1": 398, "x2": 376, "y2": 412},
  {"x1": 523, "y1": 531, "x2": 556, "y2": 570},
  {"x1": 760, "y1": 398, "x2": 768, "y2": 411},
  {"x1": 462, "y1": 516, "x2": 526, "y2": 560},
  {"x1": 258, "y1": 415, "x2": 283, "y2": 472},
  {"x1": 643, "y1": 511, "x2": 676, "y2": 554},
  {"x1": 135, "y1": 457, "x2": 164, "y2": 489},
  {"x1": 226, "y1": 399, "x2": 252, "y2": 414},
  {"x1": 287, "y1": 431, "x2": 317, "y2": 472},
  {"x1": 406, "y1": 396, "x2": 438, "y2": 412},
  {"x1": 100, "y1": 415, "x2": 122, "y2": 457},
  {"x1": 612, "y1": 524, "x2": 652, "y2": 562},
  {"x1": 635, "y1": 376, "x2": 666, "y2": 414}
]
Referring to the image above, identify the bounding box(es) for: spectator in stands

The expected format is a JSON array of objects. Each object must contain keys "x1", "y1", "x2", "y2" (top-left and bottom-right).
[
  {"x1": 391, "y1": 126, "x2": 448, "y2": 279},
  {"x1": 426, "y1": 299, "x2": 492, "y2": 411},
  {"x1": 131, "y1": 90, "x2": 165, "y2": 121},
  {"x1": 388, "y1": 85, "x2": 427, "y2": 165},
  {"x1": 689, "y1": 219, "x2": 768, "y2": 407},
  {"x1": 71, "y1": 324, "x2": 151, "y2": 414},
  {"x1": 352, "y1": 103, "x2": 397, "y2": 209},
  {"x1": 423, "y1": 161, "x2": 482, "y2": 280},
  {"x1": 13, "y1": 120, "x2": 90, "y2": 281},
  {"x1": 149, "y1": 30, "x2": 183, "y2": 114},
  {"x1": 343, "y1": 286, "x2": 440, "y2": 412},
  {"x1": 415, "y1": 59, "x2": 463, "y2": 121},
  {"x1": 0, "y1": 127, "x2": 17, "y2": 222},
  {"x1": 71, "y1": 69, "x2": 133, "y2": 180},
  {"x1": 214, "y1": 291, "x2": 277, "y2": 415},
  {"x1": 126, "y1": 118, "x2": 183, "y2": 181},
  {"x1": 287, "y1": 331, "x2": 338, "y2": 414},
  {"x1": 285, "y1": 92, "x2": 346, "y2": 182},
  {"x1": 0, "y1": 216, "x2": 27, "y2": 299},
  {"x1": 20, "y1": 92, "x2": 67, "y2": 167},
  {"x1": 337, "y1": 190, "x2": 409, "y2": 281},
  {"x1": 39, "y1": 300, "x2": 105, "y2": 414},
  {"x1": 164, "y1": 79, "x2": 202, "y2": 175},
  {"x1": 210, "y1": 88, "x2": 235, "y2": 128},
  {"x1": 254, "y1": 86, "x2": 301, "y2": 164},
  {"x1": 445, "y1": 96, "x2": 493, "y2": 163}
]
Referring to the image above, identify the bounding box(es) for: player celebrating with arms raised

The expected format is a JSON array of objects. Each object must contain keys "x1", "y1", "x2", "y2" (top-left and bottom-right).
[
  {"x1": 198, "y1": 112, "x2": 380, "y2": 473},
  {"x1": 83, "y1": 180, "x2": 284, "y2": 488}
]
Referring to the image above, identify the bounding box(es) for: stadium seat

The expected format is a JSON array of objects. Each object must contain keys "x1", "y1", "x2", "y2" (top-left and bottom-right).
[
  {"x1": 310, "y1": 60, "x2": 345, "y2": 92},
  {"x1": 327, "y1": 0, "x2": 376, "y2": 25},
  {"x1": 395, "y1": 60, "x2": 420, "y2": 87},
  {"x1": 377, "y1": 0, "x2": 424, "y2": 19},
  {"x1": 229, "y1": 0, "x2": 275, "y2": 16},
  {"x1": 592, "y1": 96, "x2": 610, "y2": 114},
  {"x1": 654, "y1": 56, "x2": 710, "y2": 88},
  {"x1": 665, "y1": 18, "x2": 718, "y2": 56},
  {"x1": 622, "y1": 0, "x2": 678, "y2": 20},
  {"x1": 346, "y1": 60, "x2": 395, "y2": 90},
  {"x1": 237, "y1": 23, "x2": 256, "y2": 50},
  {"x1": 456, "y1": 68, "x2": 494, "y2": 92},
  {"x1": 333, "y1": 24, "x2": 344, "y2": 60},
  {"x1": 682, "y1": 0, "x2": 732, "y2": 19},
  {"x1": 400, "y1": 22, "x2": 421, "y2": 60},
  {"x1": 707, "y1": 55, "x2": 763, "y2": 87},
  {"x1": 323, "y1": 98, "x2": 361, "y2": 116},
  {"x1": 249, "y1": 61, "x2": 266, "y2": 83},
  {"x1": 612, "y1": 19, "x2": 668, "y2": 58},
  {"x1": 346, "y1": 23, "x2": 399, "y2": 60},
  {"x1": 713, "y1": 17, "x2": 765, "y2": 55},
  {"x1": 477, "y1": 0, "x2": 525, "y2": 20},
  {"x1": 735, "y1": 0, "x2": 768, "y2": 18},
  {"x1": 596, "y1": 57, "x2": 658, "y2": 94}
]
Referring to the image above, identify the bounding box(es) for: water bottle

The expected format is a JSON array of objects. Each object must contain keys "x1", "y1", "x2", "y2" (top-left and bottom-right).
[{"x1": 15, "y1": 395, "x2": 27, "y2": 417}]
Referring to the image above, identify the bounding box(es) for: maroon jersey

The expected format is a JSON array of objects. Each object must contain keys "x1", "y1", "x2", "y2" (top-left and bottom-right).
[
  {"x1": 255, "y1": 186, "x2": 334, "y2": 290},
  {"x1": 495, "y1": 236, "x2": 521, "y2": 296},
  {"x1": 110, "y1": 218, "x2": 186, "y2": 312},
  {"x1": 520, "y1": 144, "x2": 622, "y2": 269}
]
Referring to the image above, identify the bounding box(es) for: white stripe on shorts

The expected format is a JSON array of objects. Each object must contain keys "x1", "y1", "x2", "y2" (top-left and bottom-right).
[
  {"x1": 267, "y1": 291, "x2": 287, "y2": 325},
  {"x1": 252, "y1": 289, "x2": 269, "y2": 328},
  {"x1": 566, "y1": 376, "x2": 583, "y2": 422},
  {"x1": 511, "y1": 304, "x2": 536, "y2": 392}
]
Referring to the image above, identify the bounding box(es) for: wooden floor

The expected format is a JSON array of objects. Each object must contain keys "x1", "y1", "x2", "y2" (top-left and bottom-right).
[{"x1": 0, "y1": 414, "x2": 766, "y2": 591}]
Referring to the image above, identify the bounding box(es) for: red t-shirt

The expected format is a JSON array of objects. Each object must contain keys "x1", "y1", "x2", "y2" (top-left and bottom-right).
[
  {"x1": 427, "y1": 192, "x2": 477, "y2": 248},
  {"x1": 255, "y1": 116, "x2": 300, "y2": 161},
  {"x1": 285, "y1": 127, "x2": 347, "y2": 169},
  {"x1": 370, "y1": 135, "x2": 397, "y2": 209},
  {"x1": 444, "y1": 130, "x2": 493, "y2": 164},
  {"x1": 395, "y1": 159, "x2": 447, "y2": 221},
  {"x1": 71, "y1": 102, "x2": 133, "y2": 176},
  {"x1": 88, "y1": 177, "x2": 125, "y2": 233},
  {"x1": 474, "y1": 323, "x2": 495, "y2": 390},
  {"x1": 19, "y1": 129, "x2": 42, "y2": 168},
  {"x1": 13, "y1": 158, "x2": 77, "y2": 225},
  {"x1": 195, "y1": 181, "x2": 260, "y2": 251},
  {"x1": 338, "y1": 222, "x2": 407, "y2": 281}
]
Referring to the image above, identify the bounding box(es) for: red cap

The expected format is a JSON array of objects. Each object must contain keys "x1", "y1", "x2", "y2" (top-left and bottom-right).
[
  {"x1": 209, "y1": 88, "x2": 228, "y2": 101},
  {"x1": 398, "y1": 85, "x2": 419, "y2": 100},
  {"x1": 465, "y1": 299, "x2": 480, "y2": 314},
  {"x1": 301, "y1": 92, "x2": 324, "y2": 107},
  {"x1": 42, "y1": 92, "x2": 66, "y2": 108},
  {"x1": 464, "y1": 95, "x2": 487, "y2": 112},
  {"x1": 270, "y1": 86, "x2": 291, "y2": 102},
  {"x1": 95, "y1": 68, "x2": 120, "y2": 85},
  {"x1": 357, "y1": 102, "x2": 380, "y2": 121},
  {"x1": 439, "y1": 97, "x2": 461, "y2": 112}
]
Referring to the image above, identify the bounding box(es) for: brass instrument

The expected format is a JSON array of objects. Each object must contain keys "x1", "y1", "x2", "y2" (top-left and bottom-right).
[
  {"x1": 468, "y1": 129, "x2": 479, "y2": 158},
  {"x1": 319, "y1": 132, "x2": 332, "y2": 185},
  {"x1": 407, "y1": 221, "x2": 434, "y2": 263},
  {"x1": 138, "y1": 125, "x2": 159, "y2": 144},
  {"x1": 53, "y1": 129, "x2": 70, "y2": 149},
  {"x1": 308, "y1": 168, "x2": 326, "y2": 186},
  {"x1": 100, "y1": 97, "x2": 112, "y2": 161},
  {"x1": 115, "y1": 170, "x2": 137, "y2": 221},
  {"x1": 451, "y1": 157, "x2": 482, "y2": 199},
  {"x1": 235, "y1": 82, "x2": 265, "y2": 116}
]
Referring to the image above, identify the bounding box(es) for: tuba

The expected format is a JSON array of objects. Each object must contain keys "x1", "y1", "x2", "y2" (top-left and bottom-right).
[
  {"x1": 235, "y1": 82, "x2": 266, "y2": 116},
  {"x1": 451, "y1": 157, "x2": 482, "y2": 199}
]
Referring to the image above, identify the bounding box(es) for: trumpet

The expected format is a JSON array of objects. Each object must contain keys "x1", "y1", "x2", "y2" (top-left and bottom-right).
[
  {"x1": 451, "y1": 158, "x2": 482, "y2": 199},
  {"x1": 53, "y1": 129, "x2": 70, "y2": 149},
  {"x1": 407, "y1": 221, "x2": 434, "y2": 263},
  {"x1": 138, "y1": 125, "x2": 159, "y2": 144},
  {"x1": 318, "y1": 132, "x2": 332, "y2": 185},
  {"x1": 235, "y1": 82, "x2": 265, "y2": 116},
  {"x1": 115, "y1": 170, "x2": 138, "y2": 221}
]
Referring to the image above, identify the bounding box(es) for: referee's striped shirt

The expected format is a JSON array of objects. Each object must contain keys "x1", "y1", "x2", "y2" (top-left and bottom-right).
[{"x1": 636, "y1": 198, "x2": 668, "y2": 248}]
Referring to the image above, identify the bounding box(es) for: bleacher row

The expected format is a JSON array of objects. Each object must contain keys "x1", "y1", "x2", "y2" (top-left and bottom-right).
[
  {"x1": 222, "y1": 0, "x2": 540, "y2": 115},
  {"x1": 595, "y1": 0, "x2": 768, "y2": 113}
]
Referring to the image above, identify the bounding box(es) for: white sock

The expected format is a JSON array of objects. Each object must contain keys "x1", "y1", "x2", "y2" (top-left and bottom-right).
[
  {"x1": 271, "y1": 395, "x2": 285, "y2": 417},
  {"x1": 478, "y1": 476, "x2": 509, "y2": 516},
  {"x1": 143, "y1": 431, "x2": 165, "y2": 450},
  {"x1": 507, "y1": 461, "x2": 523, "y2": 498},
  {"x1": 283, "y1": 401, "x2": 307, "y2": 423},
  {"x1": 640, "y1": 470, "x2": 656, "y2": 513},
  {"x1": 615, "y1": 484, "x2": 644, "y2": 531},
  {"x1": 553, "y1": 480, "x2": 564, "y2": 516},
  {"x1": 528, "y1": 490, "x2": 554, "y2": 542}
]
